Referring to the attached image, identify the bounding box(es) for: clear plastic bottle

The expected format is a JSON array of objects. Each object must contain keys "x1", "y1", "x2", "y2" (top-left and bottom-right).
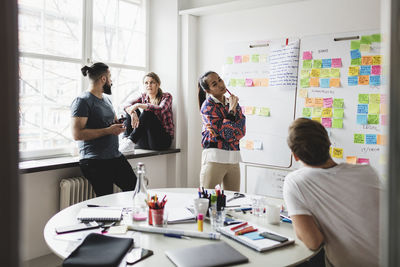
[{"x1": 132, "y1": 162, "x2": 148, "y2": 214}]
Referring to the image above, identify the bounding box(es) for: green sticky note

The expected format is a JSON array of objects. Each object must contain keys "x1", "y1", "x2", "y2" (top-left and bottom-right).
[
  {"x1": 226, "y1": 57, "x2": 233, "y2": 64},
  {"x1": 302, "y1": 107, "x2": 312, "y2": 117},
  {"x1": 236, "y1": 79, "x2": 245, "y2": 87},
  {"x1": 313, "y1": 59, "x2": 322, "y2": 68},
  {"x1": 300, "y1": 78, "x2": 310, "y2": 88},
  {"x1": 368, "y1": 114, "x2": 379, "y2": 124},
  {"x1": 369, "y1": 104, "x2": 380, "y2": 114},
  {"x1": 320, "y1": 69, "x2": 330, "y2": 78},
  {"x1": 303, "y1": 60, "x2": 312, "y2": 69},
  {"x1": 359, "y1": 94, "x2": 369, "y2": 104},
  {"x1": 351, "y1": 58, "x2": 361, "y2": 65},
  {"x1": 361, "y1": 35, "x2": 372, "y2": 44},
  {"x1": 371, "y1": 34, "x2": 381, "y2": 43},
  {"x1": 230, "y1": 79, "x2": 237, "y2": 87},
  {"x1": 370, "y1": 94, "x2": 381, "y2": 104},
  {"x1": 333, "y1": 108, "x2": 344, "y2": 118},
  {"x1": 351, "y1": 40, "x2": 360, "y2": 50},
  {"x1": 301, "y1": 69, "x2": 310, "y2": 78},
  {"x1": 312, "y1": 107, "x2": 322, "y2": 117},
  {"x1": 330, "y1": 68, "x2": 340, "y2": 78},
  {"x1": 251, "y1": 54, "x2": 260, "y2": 63},
  {"x1": 354, "y1": 134, "x2": 365, "y2": 144},
  {"x1": 333, "y1": 98, "x2": 344, "y2": 108},
  {"x1": 332, "y1": 118, "x2": 343, "y2": 128},
  {"x1": 259, "y1": 107, "x2": 270, "y2": 116}
]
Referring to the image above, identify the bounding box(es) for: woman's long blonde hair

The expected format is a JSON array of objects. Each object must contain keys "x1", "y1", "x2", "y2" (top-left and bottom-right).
[{"x1": 144, "y1": 72, "x2": 163, "y2": 105}]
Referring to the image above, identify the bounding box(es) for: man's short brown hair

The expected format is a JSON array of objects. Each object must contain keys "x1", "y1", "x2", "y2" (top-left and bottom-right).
[{"x1": 287, "y1": 118, "x2": 331, "y2": 166}]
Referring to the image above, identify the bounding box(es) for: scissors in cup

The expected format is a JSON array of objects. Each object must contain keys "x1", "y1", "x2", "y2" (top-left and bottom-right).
[{"x1": 227, "y1": 192, "x2": 245, "y2": 202}]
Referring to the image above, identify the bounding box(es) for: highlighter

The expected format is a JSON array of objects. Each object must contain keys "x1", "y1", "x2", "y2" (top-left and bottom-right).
[{"x1": 197, "y1": 213, "x2": 204, "y2": 232}]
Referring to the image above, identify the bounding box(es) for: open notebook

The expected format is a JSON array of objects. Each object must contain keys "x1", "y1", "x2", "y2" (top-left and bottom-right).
[
  {"x1": 77, "y1": 207, "x2": 123, "y2": 222},
  {"x1": 166, "y1": 207, "x2": 196, "y2": 224}
]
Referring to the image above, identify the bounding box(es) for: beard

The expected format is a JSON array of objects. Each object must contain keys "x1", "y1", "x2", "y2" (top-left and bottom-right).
[{"x1": 103, "y1": 82, "x2": 112, "y2": 95}]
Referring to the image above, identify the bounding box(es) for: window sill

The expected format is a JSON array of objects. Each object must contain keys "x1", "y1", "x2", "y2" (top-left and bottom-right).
[{"x1": 19, "y1": 148, "x2": 181, "y2": 174}]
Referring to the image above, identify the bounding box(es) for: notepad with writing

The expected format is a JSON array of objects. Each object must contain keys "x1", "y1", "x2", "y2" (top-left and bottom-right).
[
  {"x1": 77, "y1": 207, "x2": 123, "y2": 222},
  {"x1": 217, "y1": 223, "x2": 295, "y2": 252}
]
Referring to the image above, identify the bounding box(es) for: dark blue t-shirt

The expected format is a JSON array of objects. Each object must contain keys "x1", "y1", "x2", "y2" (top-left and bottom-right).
[{"x1": 71, "y1": 92, "x2": 121, "y2": 159}]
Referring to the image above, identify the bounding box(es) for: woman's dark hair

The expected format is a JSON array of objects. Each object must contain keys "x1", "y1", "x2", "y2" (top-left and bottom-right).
[
  {"x1": 287, "y1": 118, "x2": 331, "y2": 166},
  {"x1": 198, "y1": 71, "x2": 217, "y2": 110},
  {"x1": 143, "y1": 72, "x2": 163, "y2": 105},
  {"x1": 81, "y1": 62, "x2": 109, "y2": 81}
]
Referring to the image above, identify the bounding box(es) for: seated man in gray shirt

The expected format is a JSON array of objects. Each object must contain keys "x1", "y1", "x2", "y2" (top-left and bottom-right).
[
  {"x1": 283, "y1": 118, "x2": 380, "y2": 267},
  {"x1": 71, "y1": 62, "x2": 136, "y2": 196}
]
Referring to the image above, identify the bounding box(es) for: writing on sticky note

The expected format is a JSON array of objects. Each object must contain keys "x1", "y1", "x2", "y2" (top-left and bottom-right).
[
  {"x1": 314, "y1": 98, "x2": 324, "y2": 107},
  {"x1": 312, "y1": 107, "x2": 322, "y2": 117},
  {"x1": 320, "y1": 78, "x2": 330, "y2": 88},
  {"x1": 357, "y1": 114, "x2": 368, "y2": 125},
  {"x1": 330, "y1": 68, "x2": 340, "y2": 78},
  {"x1": 322, "y1": 59, "x2": 331, "y2": 68},
  {"x1": 299, "y1": 89, "x2": 308, "y2": 98},
  {"x1": 362, "y1": 56, "x2": 373, "y2": 65},
  {"x1": 310, "y1": 77, "x2": 319, "y2": 87},
  {"x1": 351, "y1": 40, "x2": 360, "y2": 50},
  {"x1": 245, "y1": 106, "x2": 255, "y2": 115},
  {"x1": 354, "y1": 134, "x2": 365, "y2": 144},
  {"x1": 242, "y1": 55, "x2": 250, "y2": 63},
  {"x1": 369, "y1": 104, "x2": 380, "y2": 114},
  {"x1": 348, "y1": 66, "x2": 359, "y2": 76},
  {"x1": 365, "y1": 134, "x2": 377, "y2": 145},
  {"x1": 371, "y1": 65, "x2": 381, "y2": 75},
  {"x1": 251, "y1": 54, "x2": 260, "y2": 63},
  {"x1": 301, "y1": 69, "x2": 310, "y2": 78},
  {"x1": 310, "y1": 69, "x2": 321, "y2": 77},
  {"x1": 300, "y1": 78, "x2": 310, "y2": 88},
  {"x1": 312, "y1": 117, "x2": 321, "y2": 123},
  {"x1": 303, "y1": 60, "x2": 312, "y2": 69},
  {"x1": 303, "y1": 51, "x2": 312, "y2": 60},
  {"x1": 313, "y1": 59, "x2": 322, "y2": 69},
  {"x1": 302, "y1": 107, "x2": 312, "y2": 117},
  {"x1": 333, "y1": 98, "x2": 344, "y2": 108},
  {"x1": 358, "y1": 75, "x2": 369, "y2": 85},
  {"x1": 361, "y1": 35, "x2": 372, "y2": 44},
  {"x1": 245, "y1": 78, "x2": 253, "y2": 87},
  {"x1": 372, "y1": 55, "x2": 382, "y2": 65},
  {"x1": 333, "y1": 108, "x2": 344, "y2": 118},
  {"x1": 348, "y1": 76, "x2": 358, "y2": 86},
  {"x1": 351, "y1": 49, "x2": 361, "y2": 59},
  {"x1": 360, "y1": 44, "x2": 371, "y2": 52},
  {"x1": 371, "y1": 34, "x2": 381, "y2": 43},
  {"x1": 332, "y1": 118, "x2": 343, "y2": 128},
  {"x1": 259, "y1": 54, "x2": 267, "y2": 63},
  {"x1": 357, "y1": 158, "x2": 370, "y2": 165},
  {"x1": 368, "y1": 114, "x2": 379, "y2": 124},
  {"x1": 370, "y1": 94, "x2": 381, "y2": 104},
  {"x1": 331, "y1": 58, "x2": 342, "y2": 68},
  {"x1": 321, "y1": 117, "x2": 332, "y2": 128},
  {"x1": 253, "y1": 78, "x2": 262, "y2": 87},
  {"x1": 226, "y1": 57, "x2": 233, "y2": 64},
  {"x1": 360, "y1": 65, "x2": 371, "y2": 75},
  {"x1": 330, "y1": 78, "x2": 340, "y2": 87},
  {"x1": 322, "y1": 108, "x2": 332, "y2": 118},
  {"x1": 260, "y1": 79, "x2": 269, "y2": 87},
  {"x1": 323, "y1": 98, "x2": 333, "y2": 108},
  {"x1": 236, "y1": 79, "x2": 245, "y2": 87},
  {"x1": 351, "y1": 58, "x2": 361, "y2": 65},
  {"x1": 234, "y1": 56, "x2": 242, "y2": 64},
  {"x1": 230, "y1": 79, "x2": 237, "y2": 87},
  {"x1": 259, "y1": 107, "x2": 270, "y2": 116},
  {"x1": 358, "y1": 94, "x2": 369, "y2": 104},
  {"x1": 332, "y1": 148, "x2": 343, "y2": 159},
  {"x1": 305, "y1": 98, "x2": 314, "y2": 107},
  {"x1": 357, "y1": 104, "x2": 368, "y2": 114},
  {"x1": 346, "y1": 156, "x2": 357, "y2": 164},
  {"x1": 320, "y1": 69, "x2": 330, "y2": 78}
]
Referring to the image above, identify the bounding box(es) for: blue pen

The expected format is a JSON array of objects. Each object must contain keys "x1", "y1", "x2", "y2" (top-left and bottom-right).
[{"x1": 164, "y1": 233, "x2": 191, "y2": 240}]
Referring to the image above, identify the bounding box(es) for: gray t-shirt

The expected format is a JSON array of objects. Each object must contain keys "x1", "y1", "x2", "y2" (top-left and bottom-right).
[
  {"x1": 71, "y1": 92, "x2": 121, "y2": 160},
  {"x1": 283, "y1": 163, "x2": 380, "y2": 267}
]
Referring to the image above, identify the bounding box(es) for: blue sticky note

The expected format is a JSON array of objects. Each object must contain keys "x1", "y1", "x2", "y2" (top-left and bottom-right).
[
  {"x1": 322, "y1": 59, "x2": 332, "y2": 68},
  {"x1": 360, "y1": 65, "x2": 371, "y2": 75},
  {"x1": 243, "y1": 232, "x2": 264, "y2": 240},
  {"x1": 320, "y1": 78, "x2": 330, "y2": 88},
  {"x1": 365, "y1": 134, "x2": 377, "y2": 144},
  {"x1": 357, "y1": 104, "x2": 368, "y2": 114},
  {"x1": 357, "y1": 114, "x2": 368, "y2": 125},
  {"x1": 351, "y1": 49, "x2": 361, "y2": 59},
  {"x1": 370, "y1": 75, "x2": 381, "y2": 86},
  {"x1": 348, "y1": 76, "x2": 358, "y2": 86}
]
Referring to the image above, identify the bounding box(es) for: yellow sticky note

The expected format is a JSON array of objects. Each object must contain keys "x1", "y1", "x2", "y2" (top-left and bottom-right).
[
  {"x1": 310, "y1": 69, "x2": 321, "y2": 77},
  {"x1": 242, "y1": 55, "x2": 250, "y2": 63},
  {"x1": 320, "y1": 69, "x2": 330, "y2": 78},
  {"x1": 346, "y1": 156, "x2": 357, "y2": 164},
  {"x1": 301, "y1": 69, "x2": 310, "y2": 79},
  {"x1": 245, "y1": 106, "x2": 255, "y2": 115},
  {"x1": 362, "y1": 56, "x2": 373, "y2": 65},
  {"x1": 348, "y1": 66, "x2": 359, "y2": 76},
  {"x1": 260, "y1": 79, "x2": 269, "y2": 87},
  {"x1": 310, "y1": 77, "x2": 319, "y2": 87},
  {"x1": 245, "y1": 140, "x2": 254, "y2": 150},
  {"x1": 322, "y1": 108, "x2": 333, "y2": 118},
  {"x1": 259, "y1": 107, "x2": 270, "y2": 116},
  {"x1": 330, "y1": 78, "x2": 340, "y2": 87},
  {"x1": 329, "y1": 147, "x2": 332, "y2": 156},
  {"x1": 360, "y1": 44, "x2": 371, "y2": 52},
  {"x1": 312, "y1": 107, "x2": 322, "y2": 117},
  {"x1": 299, "y1": 89, "x2": 308, "y2": 98},
  {"x1": 305, "y1": 97, "x2": 314, "y2": 107},
  {"x1": 370, "y1": 94, "x2": 381, "y2": 104},
  {"x1": 372, "y1": 55, "x2": 382, "y2": 65},
  {"x1": 314, "y1": 98, "x2": 324, "y2": 107},
  {"x1": 332, "y1": 148, "x2": 343, "y2": 159},
  {"x1": 330, "y1": 68, "x2": 340, "y2": 78},
  {"x1": 312, "y1": 117, "x2": 321, "y2": 123},
  {"x1": 369, "y1": 103, "x2": 380, "y2": 114},
  {"x1": 358, "y1": 75, "x2": 370, "y2": 85}
]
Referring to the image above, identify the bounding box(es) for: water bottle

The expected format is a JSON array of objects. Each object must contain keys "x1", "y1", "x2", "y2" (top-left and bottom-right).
[{"x1": 132, "y1": 162, "x2": 148, "y2": 214}]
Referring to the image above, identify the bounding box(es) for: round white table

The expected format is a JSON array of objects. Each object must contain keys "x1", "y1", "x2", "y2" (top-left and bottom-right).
[{"x1": 44, "y1": 188, "x2": 315, "y2": 266}]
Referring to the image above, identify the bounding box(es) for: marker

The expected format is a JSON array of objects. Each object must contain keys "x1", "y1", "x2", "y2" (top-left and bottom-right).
[
  {"x1": 164, "y1": 233, "x2": 191, "y2": 240},
  {"x1": 225, "y1": 88, "x2": 232, "y2": 96},
  {"x1": 230, "y1": 222, "x2": 248, "y2": 231}
]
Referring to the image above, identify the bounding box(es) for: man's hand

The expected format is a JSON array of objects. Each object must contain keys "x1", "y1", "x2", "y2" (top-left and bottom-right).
[{"x1": 108, "y1": 123, "x2": 125, "y2": 135}]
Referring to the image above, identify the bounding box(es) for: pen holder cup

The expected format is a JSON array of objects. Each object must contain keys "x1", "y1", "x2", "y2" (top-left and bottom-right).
[
  {"x1": 151, "y1": 208, "x2": 165, "y2": 227},
  {"x1": 209, "y1": 207, "x2": 225, "y2": 231},
  {"x1": 266, "y1": 203, "x2": 280, "y2": 225},
  {"x1": 194, "y1": 198, "x2": 210, "y2": 218}
]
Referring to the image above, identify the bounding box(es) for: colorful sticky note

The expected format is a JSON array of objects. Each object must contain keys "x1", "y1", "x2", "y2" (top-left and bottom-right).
[
  {"x1": 354, "y1": 134, "x2": 365, "y2": 144},
  {"x1": 348, "y1": 76, "x2": 358, "y2": 86},
  {"x1": 350, "y1": 49, "x2": 361, "y2": 59},
  {"x1": 357, "y1": 158, "x2": 370, "y2": 164},
  {"x1": 311, "y1": 117, "x2": 321, "y2": 123},
  {"x1": 357, "y1": 104, "x2": 368, "y2": 114},
  {"x1": 236, "y1": 79, "x2": 245, "y2": 87},
  {"x1": 331, "y1": 58, "x2": 342, "y2": 68},
  {"x1": 381, "y1": 115, "x2": 387, "y2": 125},
  {"x1": 302, "y1": 107, "x2": 312, "y2": 117},
  {"x1": 226, "y1": 57, "x2": 233, "y2": 64},
  {"x1": 303, "y1": 60, "x2": 312, "y2": 69},
  {"x1": 313, "y1": 59, "x2": 322, "y2": 68},
  {"x1": 348, "y1": 66, "x2": 359, "y2": 76},
  {"x1": 234, "y1": 56, "x2": 242, "y2": 64},
  {"x1": 322, "y1": 59, "x2": 331, "y2": 68},
  {"x1": 242, "y1": 55, "x2": 250, "y2": 63},
  {"x1": 360, "y1": 44, "x2": 371, "y2": 52},
  {"x1": 259, "y1": 54, "x2": 267, "y2": 63},
  {"x1": 323, "y1": 98, "x2": 333, "y2": 108},
  {"x1": 314, "y1": 98, "x2": 324, "y2": 107},
  {"x1": 377, "y1": 134, "x2": 386, "y2": 145},
  {"x1": 369, "y1": 104, "x2": 380, "y2": 114},
  {"x1": 333, "y1": 98, "x2": 344, "y2": 108},
  {"x1": 310, "y1": 69, "x2": 321, "y2": 77},
  {"x1": 346, "y1": 156, "x2": 357, "y2": 164},
  {"x1": 230, "y1": 79, "x2": 237, "y2": 87},
  {"x1": 368, "y1": 114, "x2": 379, "y2": 124},
  {"x1": 332, "y1": 148, "x2": 343, "y2": 159},
  {"x1": 303, "y1": 51, "x2": 312, "y2": 60},
  {"x1": 301, "y1": 69, "x2": 310, "y2": 78},
  {"x1": 320, "y1": 78, "x2": 330, "y2": 88},
  {"x1": 365, "y1": 134, "x2": 377, "y2": 145},
  {"x1": 305, "y1": 98, "x2": 314, "y2": 107},
  {"x1": 358, "y1": 75, "x2": 370, "y2": 85},
  {"x1": 245, "y1": 78, "x2": 253, "y2": 87},
  {"x1": 260, "y1": 79, "x2": 268, "y2": 87},
  {"x1": 310, "y1": 77, "x2": 319, "y2": 87},
  {"x1": 381, "y1": 94, "x2": 386, "y2": 104},
  {"x1": 371, "y1": 34, "x2": 381, "y2": 43},
  {"x1": 330, "y1": 78, "x2": 340, "y2": 87},
  {"x1": 333, "y1": 108, "x2": 344, "y2": 118},
  {"x1": 322, "y1": 108, "x2": 332, "y2": 118},
  {"x1": 360, "y1": 65, "x2": 371, "y2": 75},
  {"x1": 253, "y1": 78, "x2": 262, "y2": 87},
  {"x1": 320, "y1": 69, "x2": 330, "y2": 78},
  {"x1": 312, "y1": 107, "x2": 322, "y2": 117},
  {"x1": 251, "y1": 54, "x2": 260, "y2": 63},
  {"x1": 243, "y1": 231, "x2": 264, "y2": 240},
  {"x1": 351, "y1": 58, "x2": 361, "y2": 65},
  {"x1": 371, "y1": 65, "x2": 381, "y2": 75},
  {"x1": 370, "y1": 94, "x2": 381, "y2": 104},
  {"x1": 351, "y1": 40, "x2": 360, "y2": 50},
  {"x1": 299, "y1": 89, "x2": 308, "y2": 98},
  {"x1": 330, "y1": 68, "x2": 340, "y2": 78},
  {"x1": 332, "y1": 118, "x2": 343, "y2": 128},
  {"x1": 357, "y1": 114, "x2": 368, "y2": 125},
  {"x1": 358, "y1": 94, "x2": 369, "y2": 104},
  {"x1": 245, "y1": 140, "x2": 254, "y2": 150},
  {"x1": 300, "y1": 78, "x2": 310, "y2": 88},
  {"x1": 259, "y1": 107, "x2": 270, "y2": 116},
  {"x1": 362, "y1": 56, "x2": 373, "y2": 65},
  {"x1": 321, "y1": 117, "x2": 332, "y2": 128},
  {"x1": 370, "y1": 75, "x2": 381, "y2": 86},
  {"x1": 361, "y1": 35, "x2": 372, "y2": 44},
  {"x1": 245, "y1": 106, "x2": 255, "y2": 115}
]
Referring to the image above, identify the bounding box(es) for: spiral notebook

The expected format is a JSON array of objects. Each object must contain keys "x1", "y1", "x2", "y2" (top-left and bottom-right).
[{"x1": 77, "y1": 207, "x2": 123, "y2": 222}]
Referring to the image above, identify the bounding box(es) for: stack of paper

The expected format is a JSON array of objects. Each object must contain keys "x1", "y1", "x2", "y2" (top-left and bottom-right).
[{"x1": 166, "y1": 208, "x2": 196, "y2": 224}]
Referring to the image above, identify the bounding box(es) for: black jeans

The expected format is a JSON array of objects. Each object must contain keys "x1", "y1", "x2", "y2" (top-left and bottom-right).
[
  {"x1": 79, "y1": 155, "x2": 136, "y2": 197},
  {"x1": 124, "y1": 110, "x2": 172, "y2": 150},
  {"x1": 296, "y1": 247, "x2": 325, "y2": 267}
]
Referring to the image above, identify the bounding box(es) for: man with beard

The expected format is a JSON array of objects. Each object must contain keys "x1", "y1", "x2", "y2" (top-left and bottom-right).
[{"x1": 71, "y1": 62, "x2": 137, "y2": 196}]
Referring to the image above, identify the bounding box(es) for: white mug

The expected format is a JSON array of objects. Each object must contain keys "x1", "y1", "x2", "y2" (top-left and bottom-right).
[{"x1": 266, "y1": 203, "x2": 280, "y2": 225}]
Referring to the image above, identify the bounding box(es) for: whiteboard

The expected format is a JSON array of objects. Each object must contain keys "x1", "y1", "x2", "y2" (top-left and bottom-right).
[
  {"x1": 295, "y1": 31, "x2": 385, "y2": 176},
  {"x1": 222, "y1": 38, "x2": 300, "y2": 168},
  {"x1": 246, "y1": 165, "x2": 290, "y2": 198}
]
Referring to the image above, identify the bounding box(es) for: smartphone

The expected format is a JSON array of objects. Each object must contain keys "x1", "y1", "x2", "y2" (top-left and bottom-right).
[
  {"x1": 260, "y1": 232, "x2": 288, "y2": 242},
  {"x1": 118, "y1": 117, "x2": 127, "y2": 123},
  {"x1": 55, "y1": 221, "x2": 100, "y2": 234},
  {"x1": 126, "y1": 248, "x2": 153, "y2": 265}
]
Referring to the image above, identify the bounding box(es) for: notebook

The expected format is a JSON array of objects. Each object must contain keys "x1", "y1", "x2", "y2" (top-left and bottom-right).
[
  {"x1": 77, "y1": 207, "x2": 123, "y2": 222},
  {"x1": 167, "y1": 207, "x2": 196, "y2": 224},
  {"x1": 217, "y1": 223, "x2": 295, "y2": 252},
  {"x1": 165, "y1": 241, "x2": 248, "y2": 267}
]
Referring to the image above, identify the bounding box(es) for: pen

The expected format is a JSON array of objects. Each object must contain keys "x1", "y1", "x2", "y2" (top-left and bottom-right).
[
  {"x1": 231, "y1": 222, "x2": 248, "y2": 231},
  {"x1": 87, "y1": 204, "x2": 108, "y2": 207},
  {"x1": 226, "y1": 88, "x2": 232, "y2": 96},
  {"x1": 164, "y1": 233, "x2": 191, "y2": 240},
  {"x1": 235, "y1": 226, "x2": 257, "y2": 235}
]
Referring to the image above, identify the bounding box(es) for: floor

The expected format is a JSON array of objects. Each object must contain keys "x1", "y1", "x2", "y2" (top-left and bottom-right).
[{"x1": 22, "y1": 253, "x2": 62, "y2": 267}]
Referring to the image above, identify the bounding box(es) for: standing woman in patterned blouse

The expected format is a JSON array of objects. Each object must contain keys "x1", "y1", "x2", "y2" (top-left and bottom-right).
[
  {"x1": 119, "y1": 72, "x2": 174, "y2": 153},
  {"x1": 198, "y1": 71, "x2": 246, "y2": 191}
]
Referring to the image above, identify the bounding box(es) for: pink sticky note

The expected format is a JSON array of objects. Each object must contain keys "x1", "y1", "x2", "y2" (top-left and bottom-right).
[
  {"x1": 323, "y1": 97, "x2": 333, "y2": 108},
  {"x1": 234, "y1": 56, "x2": 242, "y2": 64},
  {"x1": 245, "y1": 78, "x2": 253, "y2": 87},
  {"x1": 331, "y1": 58, "x2": 342, "y2": 68},
  {"x1": 321, "y1": 117, "x2": 332, "y2": 128},
  {"x1": 381, "y1": 94, "x2": 386, "y2": 104},
  {"x1": 303, "y1": 51, "x2": 312, "y2": 60},
  {"x1": 357, "y1": 158, "x2": 370, "y2": 165},
  {"x1": 371, "y1": 65, "x2": 381, "y2": 75},
  {"x1": 241, "y1": 106, "x2": 245, "y2": 113},
  {"x1": 381, "y1": 115, "x2": 387, "y2": 125}
]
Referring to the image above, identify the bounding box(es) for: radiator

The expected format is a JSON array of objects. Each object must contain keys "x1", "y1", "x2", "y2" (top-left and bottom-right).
[{"x1": 59, "y1": 177, "x2": 122, "y2": 210}]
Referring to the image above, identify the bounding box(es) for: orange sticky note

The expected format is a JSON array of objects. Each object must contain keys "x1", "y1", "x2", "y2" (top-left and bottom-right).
[
  {"x1": 361, "y1": 56, "x2": 373, "y2": 65},
  {"x1": 346, "y1": 156, "x2": 357, "y2": 164},
  {"x1": 245, "y1": 106, "x2": 255, "y2": 115},
  {"x1": 358, "y1": 75, "x2": 370, "y2": 85},
  {"x1": 372, "y1": 55, "x2": 382, "y2": 65},
  {"x1": 314, "y1": 98, "x2": 324, "y2": 107},
  {"x1": 377, "y1": 134, "x2": 386, "y2": 145},
  {"x1": 242, "y1": 55, "x2": 250, "y2": 63},
  {"x1": 260, "y1": 79, "x2": 269, "y2": 87},
  {"x1": 253, "y1": 78, "x2": 262, "y2": 87},
  {"x1": 329, "y1": 78, "x2": 340, "y2": 87},
  {"x1": 310, "y1": 77, "x2": 319, "y2": 87},
  {"x1": 381, "y1": 103, "x2": 387, "y2": 115},
  {"x1": 305, "y1": 97, "x2": 314, "y2": 107},
  {"x1": 245, "y1": 140, "x2": 254, "y2": 150}
]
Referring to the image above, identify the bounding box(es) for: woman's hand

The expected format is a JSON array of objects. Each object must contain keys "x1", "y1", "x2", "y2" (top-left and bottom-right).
[
  {"x1": 130, "y1": 112, "x2": 139, "y2": 128},
  {"x1": 228, "y1": 95, "x2": 239, "y2": 114}
]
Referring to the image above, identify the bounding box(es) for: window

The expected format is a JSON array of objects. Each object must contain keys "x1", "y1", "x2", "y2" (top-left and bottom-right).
[{"x1": 18, "y1": 0, "x2": 146, "y2": 159}]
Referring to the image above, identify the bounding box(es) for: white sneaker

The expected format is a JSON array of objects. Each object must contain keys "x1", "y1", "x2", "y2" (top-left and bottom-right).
[{"x1": 119, "y1": 138, "x2": 135, "y2": 154}]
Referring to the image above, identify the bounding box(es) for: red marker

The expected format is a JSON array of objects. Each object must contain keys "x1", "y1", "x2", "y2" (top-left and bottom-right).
[
  {"x1": 225, "y1": 88, "x2": 232, "y2": 96},
  {"x1": 230, "y1": 222, "x2": 248, "y2": 231}
]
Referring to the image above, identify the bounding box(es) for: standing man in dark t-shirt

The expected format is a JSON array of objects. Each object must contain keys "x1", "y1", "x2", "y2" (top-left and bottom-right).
[{"x1": 71, "y1": 62, "x2": 136, "y2": 196}]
